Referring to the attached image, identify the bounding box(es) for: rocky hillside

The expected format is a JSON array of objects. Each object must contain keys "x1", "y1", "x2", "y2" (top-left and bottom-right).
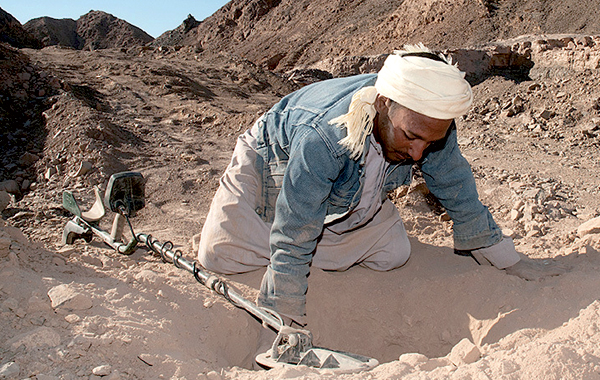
[
  {"x1": 0, "y1": 7, "x2": 41, "y2": 49},
  {"x1": 24, "y1": 11, "x2": 154, "y2": 50},
  {"x1": 155, "y1": 0, "x2": 600, "y2": 71},
  {"x1": 24, "y1": 17, "x2": 82, "y2": 49}
]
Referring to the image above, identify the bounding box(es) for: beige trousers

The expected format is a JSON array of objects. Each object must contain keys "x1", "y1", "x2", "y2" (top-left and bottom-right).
[{"x1": 198, "y1": 131, "x2": 411, "y2": 274}]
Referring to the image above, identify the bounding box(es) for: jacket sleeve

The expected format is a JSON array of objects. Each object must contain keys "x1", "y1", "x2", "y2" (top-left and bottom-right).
[
  {"x1": 257, "y1": 127, "x2": 340, "y2": 323},
  {"x1": 420, "y1": 128, "x2": 503, "y2": 251}
]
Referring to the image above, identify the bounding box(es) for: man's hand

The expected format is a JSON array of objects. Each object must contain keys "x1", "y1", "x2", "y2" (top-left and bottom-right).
[{"x1": 504, "y1": 257, "x2": 569, "y2": 281}]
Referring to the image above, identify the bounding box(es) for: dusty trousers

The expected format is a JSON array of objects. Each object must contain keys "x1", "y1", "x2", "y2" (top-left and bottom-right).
[{"x1": 198, "y1": 127, "x2": 411, "y2": 274}]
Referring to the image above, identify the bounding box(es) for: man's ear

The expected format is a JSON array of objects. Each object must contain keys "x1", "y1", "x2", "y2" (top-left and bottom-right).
[{"x1": 373, "y1": 94, "x2": 388, "y2": 114}]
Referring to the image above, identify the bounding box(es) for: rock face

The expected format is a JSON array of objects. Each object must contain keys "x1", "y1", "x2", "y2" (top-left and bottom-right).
[
  {"x1": 0, "y1": 7, "x2": 41, "y2": 48},
  {"x1": 155, "y1": 0, "x2": 600, "y2": 71},
  {"x1": 24, "y1": 10, "x2": 154, "y2": 50}
]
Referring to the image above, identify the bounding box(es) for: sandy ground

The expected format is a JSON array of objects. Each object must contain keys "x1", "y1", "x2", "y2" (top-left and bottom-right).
[{"x1": 2, "y1": 37, "x2": 600, "y2": 379}]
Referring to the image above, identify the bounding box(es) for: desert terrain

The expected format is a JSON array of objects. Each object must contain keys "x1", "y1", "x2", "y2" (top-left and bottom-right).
[{"x1": 2, "y1": 2, "x2": 600, "y2": 379}]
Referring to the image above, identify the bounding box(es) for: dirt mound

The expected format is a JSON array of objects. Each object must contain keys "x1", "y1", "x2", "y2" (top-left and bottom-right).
[
  {"x1": 156, "y1": 0, "x2": 600, "y2": 71},
  {"x1": 0, "y1": 7, "x2": 41, "y2": 49},
  {"x1": 24, "y1": 11, "x2": 154, "y2": 50}
]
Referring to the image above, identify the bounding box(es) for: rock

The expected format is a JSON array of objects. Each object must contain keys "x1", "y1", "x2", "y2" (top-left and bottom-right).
[
  {"x1": 510, "y1": 209, "x2": 522, "y2": 221},
  {"x1": 538, "y1": 109, "x2": 556, "y2": 120},
  {"x1": 92, "y1": 364, "x2": 112, "y2": 376},
  {"x1": 0, "y1": 361, "x2": 20, "y2": 378},
  {"x1": 47, "y1": 284, "x2": 93, "y2": 310},
  {"x1": 74, "y1": 161, "x2": 93, "y2": 177},
  {"x1": 577, "y1": 217, "x2": 600, "y2": 237},
  {"x1": 0, "y1": 236, "x2": 11, "y2": 257},
  {"x1": 18, "y1": 152, "x2": 39, "y2": 167},
  {"x1": 0, "y1": 190, "x2": 10, "y2": 212},
  {"x1": 449, "y1": 338, "x2": 481, "y2": 366},
  {"x1": 45, "y1": 166, "x2": 58, "y2": 180},
  {"x1": 399, "y1": 352, "x2": 428, "y2": 366},
  {"x1": 9, "y1": 326, "x2": 61, "y2": 349},
  {"x1": 65, "y1": 314, "x2": 81, "y2": 323},
  {"x1": 36, "y1": 375, "x2": 60, "y2": 380},
  {"x1": 0, "y1": 180, "x2": 20, "y2": 195}
]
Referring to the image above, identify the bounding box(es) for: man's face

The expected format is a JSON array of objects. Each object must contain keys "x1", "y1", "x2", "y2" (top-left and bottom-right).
[{"x1": 373, "y1": 96, "x2": 453, "y2": 162}]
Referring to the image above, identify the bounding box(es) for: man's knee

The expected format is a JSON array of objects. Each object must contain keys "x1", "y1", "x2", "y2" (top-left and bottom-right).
[{"x1": 363, "y1": 234, "x2": 411, "y2": 271}]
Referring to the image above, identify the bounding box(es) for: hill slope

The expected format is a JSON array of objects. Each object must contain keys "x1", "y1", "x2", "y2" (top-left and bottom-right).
[{"x1": 156, "y1": 0, "x2": 600, "y2": 70}]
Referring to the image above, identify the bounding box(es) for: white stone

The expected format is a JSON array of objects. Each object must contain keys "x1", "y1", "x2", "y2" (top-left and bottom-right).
[
  {"x1": 0, "y1": 361, "x2": 20, "y2": 378},
  {"x1": 48, "y1": 284, "x2": 93, "y2": 310},
  {"x1": 9, "y1": 326, "x2": 61, "y2": 349},
  {"x1": 399, "y1": 352, "x2": 428, "y2": 366},
  {"x1": 448, "y1": 338, "x2": 481, "y2": 366},
  {"x1": 577, "y1": 217, "x2": 600, "y2": 237},
  {"x1": 92, "y1": 364, "x2": 112, "y2": 376}
]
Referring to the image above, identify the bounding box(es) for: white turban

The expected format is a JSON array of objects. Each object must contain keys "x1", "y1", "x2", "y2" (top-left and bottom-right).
[{"x1": 330, "y1": 44, "x2": 473, "y2": 159}]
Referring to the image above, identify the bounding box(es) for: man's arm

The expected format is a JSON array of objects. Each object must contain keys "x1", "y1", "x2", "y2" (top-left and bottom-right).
[
  {"x1": 257, "y1": 128, "x2": 340, "y2": 324},
  {"x1": 420, "y1": 128, "x2": 565, "y2": 280}
]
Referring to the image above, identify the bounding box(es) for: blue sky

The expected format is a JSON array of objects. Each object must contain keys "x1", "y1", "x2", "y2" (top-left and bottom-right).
[{"x1": 2, "y1": 0, "x2": 230, "y2": 38}]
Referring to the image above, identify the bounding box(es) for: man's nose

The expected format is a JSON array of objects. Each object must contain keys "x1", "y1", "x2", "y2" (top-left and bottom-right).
[{"x1": 409, "y1": 140, "x2": 429, "y2": 161}]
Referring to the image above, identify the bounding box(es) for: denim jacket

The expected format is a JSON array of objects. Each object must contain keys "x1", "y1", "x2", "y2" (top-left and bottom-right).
[{"x1": 255, "y1": 74, "x2": 503, "y2": 320}]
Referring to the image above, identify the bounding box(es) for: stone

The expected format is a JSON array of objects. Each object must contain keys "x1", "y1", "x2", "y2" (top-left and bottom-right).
[
  {"x1": 449, "y1": 338, "x2": 481, "y2": 366},
  {"x1": 92, "y1": 365, "x2": 112, "y2": 376},
  {"x1": 48, "y1": 284, "x2": 93, "y2": 310},
  {"x1": 18, "y1": 152, "x2": 39, "y2": 167},
  {"x1": 0, "y1": 180, "x2": 20, "y2": 195},
  {"x1": 36, "y1": 375, "x2": 60, "y2": 380},
  {"x1": 74, "y1": 161, "x2": 93, "y2": 177},
  {"x1": 538, "y1": 109, "x2": 556, "y2": 120},
  {"x1": 0, "y1": 236, "x2": 11, "y2": 257},
  {"x1": 0, "y1": 190, "x2": 10, "y2": 212},
  {"x1": 510, "y1": 209, "x2": 522, "y2": 221},
  {"x1": 577, "y1": 217, "x2": 600, "y2": 237},
  {"x1": 399, "y1": 352, "x2": 428, "y2": 366},
  {"x1": 9, "y1": 326, "x2": 61, "y2": 349},
  {"x1": 65, "y1": 314, "x2": 81, "y2": 323},
  {"x1": 0, "y1": 361, "x2": 20, "y2": 378}
]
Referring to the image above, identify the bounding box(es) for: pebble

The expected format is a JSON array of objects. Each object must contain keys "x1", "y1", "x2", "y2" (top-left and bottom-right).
[{"x1": 92, "y1": 364, "x2": 112, "y2": 376}]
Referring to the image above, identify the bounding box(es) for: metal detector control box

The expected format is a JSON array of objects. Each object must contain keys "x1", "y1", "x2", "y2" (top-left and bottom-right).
[{"x1": 104, "y1": 171, "x2": 145, "y2": 216}]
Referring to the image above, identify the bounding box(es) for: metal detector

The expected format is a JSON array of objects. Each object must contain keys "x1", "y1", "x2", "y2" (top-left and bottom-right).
[{"x1": 62, "y1": 171, "x2": 379, "y2": 373}]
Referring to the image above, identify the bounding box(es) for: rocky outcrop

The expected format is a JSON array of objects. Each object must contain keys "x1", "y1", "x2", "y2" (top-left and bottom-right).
[
  {"x1": 152, "y1": 14, "x2": 201, "y2": 47},
  {"x1": 0, "y1": 7, "x2": 41, "y2": 48},
  {"x1": 24, "y1": 11, "x2": 153, "y2": 50},
  {"x1": 24, "y1": 17, "x2": 82, "y2": 49}
]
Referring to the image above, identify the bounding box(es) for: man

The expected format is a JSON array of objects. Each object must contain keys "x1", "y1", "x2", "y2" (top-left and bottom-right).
[{"x1": 198, "y1": 45, "x2": 559, "y2": 325}]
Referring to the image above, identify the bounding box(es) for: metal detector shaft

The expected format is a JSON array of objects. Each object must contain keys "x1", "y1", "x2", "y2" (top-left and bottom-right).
[{"x1": 136, "y1": 233, "x2": 283, "y2": 332}]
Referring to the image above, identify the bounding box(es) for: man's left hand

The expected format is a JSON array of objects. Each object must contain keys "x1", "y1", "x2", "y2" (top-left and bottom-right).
[{"x1": 504, "y1": 257, "x2": 569, "y2": 281}]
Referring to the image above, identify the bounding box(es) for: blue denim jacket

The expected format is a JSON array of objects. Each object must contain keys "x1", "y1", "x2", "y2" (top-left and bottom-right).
[{"x1": 255, "y1": 74, "x2": 502, "y2": 320}]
